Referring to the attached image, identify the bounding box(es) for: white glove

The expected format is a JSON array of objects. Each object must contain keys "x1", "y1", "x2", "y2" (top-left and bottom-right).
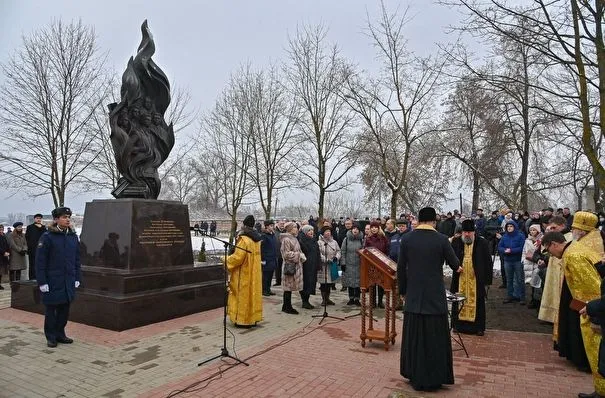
[
  {"x1": 75, "y1": 281, "x2": 80, "y2": 288},
  {"x1": 39, "y1": 284, "x2": 49, "y2": 293},
  {"x1": 299, "y1": 252, "x2": 307, "y2": 263},
  {"x1": 261, "y1": 261, "x2": 266, "y2": 265}
]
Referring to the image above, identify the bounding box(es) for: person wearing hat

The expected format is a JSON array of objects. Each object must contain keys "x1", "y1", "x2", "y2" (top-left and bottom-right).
[
  {"x1": 0, "y1": 225, "x2": 10, "y2": 290},
  {"x1": 260, "y1": 220, "x2": 278, "y2": 297},
  {"x1": 340, "y1": 222, "x2": 364, "y2": 306},
  {"x1": 571, "y1": 211, "x2": 604, "y2": 259},
  {"x1": 450, "y1": 219, "x2": 493, "y2": 336},
  {"x1": 25, "y1": 213, "x2": 47, "y2": 280},
  {"x1": 226, "y1": 215, "x2": 263, "y2": 327},
  {"x1": 541, "y1": 231, "x2": 604, "y2": 397},
  {"x1": 388, "y1": 219, "x2": 409, "y2": 261},
  {"x1": 36, "y1": 206, "x2": 80, "y2": 347},
  {"x1": 398, "y1": 207, "x2": 461, "y2": 391},
  {"x1": 523, "y1": 224, "x2": 544, "y2": 310},
  {"x1": 7, "y1": 221, "x2": 27, "y2": 282}
]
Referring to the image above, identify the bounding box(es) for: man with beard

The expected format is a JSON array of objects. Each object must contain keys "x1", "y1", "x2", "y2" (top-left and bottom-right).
[
  {"x1": 398, "y1": 207, "x2": 461, "y2": 392},
  {"x1": 542, "y1": 232, "x2": 604, "y2": 397},
  {"x1": 450, "y1": 219, "x2": 493, "y2": 336},
  {"x1": 226, "y1": 215, "x2": 263, "y2": 328},
  {"x1": 0, "y1": 225, "x2": 9, "y2": 289},
  {"x1": 25, "y1": 213, "x2": 47, "y2": 280},
  {"x1": 571, "y1": 211, "x2": 605, "y2": 260}
]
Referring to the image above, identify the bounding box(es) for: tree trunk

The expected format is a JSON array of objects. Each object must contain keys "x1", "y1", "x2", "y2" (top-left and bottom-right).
[
  {"x1": 229, "y1": 214, "x2": 238, "y2": 245},
  {"x1": 390, "y1": 188, "x2": 399, "y2": 219},
  {"x1": 472, "y1": 170, "x2": 480, "y2": 211}
]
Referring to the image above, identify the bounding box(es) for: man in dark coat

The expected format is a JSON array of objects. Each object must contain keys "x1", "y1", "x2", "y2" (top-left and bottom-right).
[
  {"x1": 437, "y1": 212, "x2": 457, "y2": 237},
  {"x1": 25, "y1": 213, "x2": 47, "y2": 280},
  {"x1": 398, "y1": 207, "x2": 462, "y2": 392},
  {"x1": 450, "y1": 219, "x2": 493, "y2": 336},
  {"x1": 260, "y1": 220, "x2": 278, "y2": 296},
  {"x1": 0, "y1": 225, "x2": 9, "y2": 289},
  {"x1": 336, "y1": 218, "x2": 352, "y2": 247},
  {"x1": 36, "y1": 207, "x2": 81, "y2": 348}
]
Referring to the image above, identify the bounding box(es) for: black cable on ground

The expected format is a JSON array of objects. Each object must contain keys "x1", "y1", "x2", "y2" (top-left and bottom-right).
[{"x1": 165, "y1": 310, "x2": 347, "y2": 397}]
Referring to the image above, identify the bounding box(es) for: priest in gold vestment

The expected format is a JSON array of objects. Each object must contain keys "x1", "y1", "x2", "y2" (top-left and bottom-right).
[
  {"x1": 543, "y1": 232, "x2": 604, "y2": 398},
  {"x1": 226, "y1": 215, "x2": 263, "y2": 327},
  {"x1": 538, "y1": 216, "x2": 572, "y2": 344},
  {"x1": 573, "y1": 211, "x2": 605, "y2": 267},
  {"x1": 450, "y1": 220, "x2": 493, "y2": 336}
]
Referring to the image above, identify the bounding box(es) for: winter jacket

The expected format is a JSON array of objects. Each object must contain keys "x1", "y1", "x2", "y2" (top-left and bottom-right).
[
  {"x1": 498, "y1": 221, "x2": 525, "y2": 263},
  {"x1": 388, "y1": 230, "x2": 407, "y2": 260},
  {"x1": 35, "y1": 225, "x2": 81, "y2": 305},
  {"x1": 484, "y1": 217, "x2": 501, "y2": 240},
  {"x1": 260, "y1": 231, "x2": 278, "y2": 272},
  {"x1": 364, "y1": 233, "x2": 389, "y2": 254},
  {"x1": 475, "y1": 216, "x2": 486, "y2": 237},
  {"x1": 340, "y1": 230, "x2": 363, "y2": 288},
  {"x1": 438, "y1": 218, "x2": 457, "y2": 237},
  {"x1": 7, "y1": 231, "x2": 27, "y2": 271}
]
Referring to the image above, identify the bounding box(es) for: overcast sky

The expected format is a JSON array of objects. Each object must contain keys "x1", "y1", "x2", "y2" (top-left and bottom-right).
[{"x1": 0, "y1": 0, "x2": 463, "y2": 216}]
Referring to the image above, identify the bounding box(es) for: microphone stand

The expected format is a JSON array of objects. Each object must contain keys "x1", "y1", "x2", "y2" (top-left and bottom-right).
[
  {"x1": 198, "y1": 231, "x2": 251, "y2": 368},
  {"x1": 312, "y1": 241, "x2": 344, "y2": 325}
]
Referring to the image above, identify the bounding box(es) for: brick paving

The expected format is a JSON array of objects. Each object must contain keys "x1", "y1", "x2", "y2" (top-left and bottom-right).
[{"x1": 0, "y1": 282, "x2": 595, "y2": 398}]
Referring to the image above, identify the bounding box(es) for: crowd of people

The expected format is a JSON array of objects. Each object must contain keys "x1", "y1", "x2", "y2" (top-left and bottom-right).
[
  {"x1": 224, "y1": 206, "x2": 605, "y2": 396},
  {"x1": 0, "y1": 208, "x2": 81, "y2": 349},
  {"x1": 0, "y1": 213, "x2": 47, "y2": 289},
  {"x1": 192, "y1": 220, "x2": 217, "y2": 237}
]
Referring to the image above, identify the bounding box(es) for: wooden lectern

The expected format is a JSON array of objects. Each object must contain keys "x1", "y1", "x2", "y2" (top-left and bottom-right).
[{"x1": 358, "y1": 247, "x2": 397, "y2": 350}]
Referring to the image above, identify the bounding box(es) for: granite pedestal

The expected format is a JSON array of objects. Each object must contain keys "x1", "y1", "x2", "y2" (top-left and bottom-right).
[{"x1": 11, "y1": 199, "x2": 224, "y2": 331}]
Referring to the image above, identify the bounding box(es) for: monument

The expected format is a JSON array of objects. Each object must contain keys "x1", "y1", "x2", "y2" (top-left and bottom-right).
[{"x1": 11, "y1": 21, "x2": 224, "y2": 330}]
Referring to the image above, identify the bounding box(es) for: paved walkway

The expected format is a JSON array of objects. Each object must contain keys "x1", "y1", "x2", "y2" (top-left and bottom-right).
[{"x1": 0, "y1": 284, "x2": 594, "y2": 398}]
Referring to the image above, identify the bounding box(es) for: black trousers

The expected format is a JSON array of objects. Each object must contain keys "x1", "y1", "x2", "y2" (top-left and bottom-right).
[
  {"x1": 9, "y1": 270, "x2": 21, "y2": 282},
  {"x1": 262, "y1": 270, "x2": 273, "y2": 294},
  {"x1": 274, "y1": 258, "x2": 283, "y2": 284},
  {"x1": 28, "y1": 253, "x2": 36, "y2": 280},
  {"x1": 44, "y1": 302, "x2": 70, "y2": 342}
]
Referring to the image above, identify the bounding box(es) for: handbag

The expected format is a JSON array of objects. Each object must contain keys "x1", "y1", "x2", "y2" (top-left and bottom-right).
[
  {"x1": 330, "y1": 260, "x2": 339, "y2": 281},
  {"x1": 283, "y1": 262, "x2": 296, "y2": 276}
]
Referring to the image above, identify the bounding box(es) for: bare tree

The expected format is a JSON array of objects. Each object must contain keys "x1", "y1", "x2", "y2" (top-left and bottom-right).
[
  {"x1": 239, "y1": 65, "x2": 299, "y2": 219},
  {"x1": 159, "y1": 154, "x2": 200, "y2": 204},
  {"x1": 7, "y1": 213, "x2": 26, "y2": 225},
  {"x1": 284, "y1": 24, "x2": 356, "y2": 219},
  {"x1": 439, "y1": 74, "x2": 511, "y2": 209},
  {"x1": 0, "y1": 19, "x2": 111, "y2": 207},
  {"x1": 344, "y1": 2, "x2": 448, "y2": 217},
  {"x1": 199, "y1": 67, "x2": 256, "y2": 241},
  {"x1": 442, "y1": 0, "x2": 605, "y2": 211}
]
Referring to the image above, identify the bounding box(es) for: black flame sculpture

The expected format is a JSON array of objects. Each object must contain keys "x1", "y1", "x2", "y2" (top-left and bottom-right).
[{"x1": 108, "y1": 20, "x2": 174, "y2": 199}]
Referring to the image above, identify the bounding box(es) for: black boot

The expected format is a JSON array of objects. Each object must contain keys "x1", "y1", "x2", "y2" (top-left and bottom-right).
[
  {"x1": 300, "y1": 291, "x2": 314, "y2": 309},
  {"x1": 325, "y1": 290, "x2": 335, "y2": 305},
  {"x1": 282, "y1": 292, "x2": 298, "y2": 314},
  {"x1": 347, "y1": 287, "x2": 356, "y2": 305},
  {"x1": 354, "y1": 287, "x2": 361, "y2": 306}
]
